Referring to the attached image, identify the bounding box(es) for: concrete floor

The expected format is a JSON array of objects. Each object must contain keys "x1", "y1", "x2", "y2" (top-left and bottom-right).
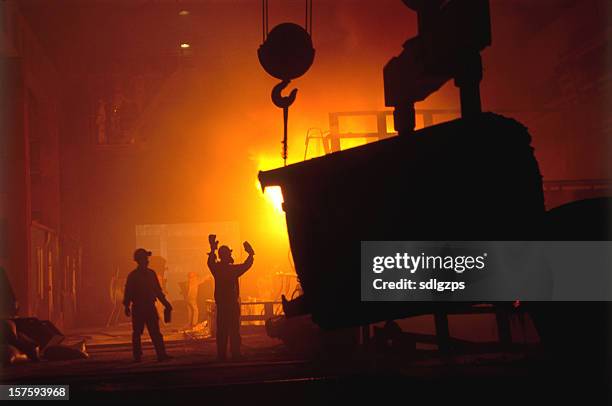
[
  {"x1": 1, "y1": 323, "x2": 608, "y2": 404},
  {"x1": 2, "y1": 323, "x2": 298, "y2": 380}
]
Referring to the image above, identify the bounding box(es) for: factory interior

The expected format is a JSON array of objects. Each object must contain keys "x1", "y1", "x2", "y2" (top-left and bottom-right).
[{"x1": 1, "y1": 0, "x2": 611, "y2": 403}]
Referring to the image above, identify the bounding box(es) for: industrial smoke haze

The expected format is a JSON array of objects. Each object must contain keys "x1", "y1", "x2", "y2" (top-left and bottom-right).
[
  {"x1": 10, "y1": 0, "x2": 608, "y2": 306},
  {"x1": 67, "y1": 0, "x2": 430, "y2": 300}
]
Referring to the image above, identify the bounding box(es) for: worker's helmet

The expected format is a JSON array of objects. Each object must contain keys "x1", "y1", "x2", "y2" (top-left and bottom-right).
[
  {"x1": 133, "y1": 248, "x2": 152, "y2": 262},
  {"x1": 218, "y1": 245, "x2": 233, "y2": 263}
]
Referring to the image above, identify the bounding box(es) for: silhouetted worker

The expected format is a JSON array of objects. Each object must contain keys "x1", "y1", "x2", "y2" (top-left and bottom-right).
[
  {"x1": 207, "y1": 235, "x2": 255, "y2": 361},
  {"x1": 123, "y1": 248, "x2": 173, "y2": 362}
]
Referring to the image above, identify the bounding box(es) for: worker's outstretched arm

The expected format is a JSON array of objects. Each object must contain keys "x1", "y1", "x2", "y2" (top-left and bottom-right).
[
  {"x1": 207, "y1": 234, "x2": 220, "y2": 276},
  {"x1": 234, "y1": 254, "x2": 254, "y2": 277},
  {"x1": 234, "y1": 241, "x2": 255, "y2": 277},
  {"x1": 207, "y1": 250, "x2": 219, "y2": 276}
]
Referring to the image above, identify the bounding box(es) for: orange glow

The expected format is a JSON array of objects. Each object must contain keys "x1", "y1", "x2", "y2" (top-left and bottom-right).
[
  {"x1": 262, "y1": 185, "x2": 284, "y2": 213},
  {"x1": 255, "y1": 176, "x2": 284, "y2": 214},
  {"x1": 254, "y1": 154, "x2": 285, "y2": 214},
  {"x1": 16, "y1": 0, "x2": 474, "y2": 317},
  {"x1": 340, "y1": 137, "x2": 370, "y2": 150}
]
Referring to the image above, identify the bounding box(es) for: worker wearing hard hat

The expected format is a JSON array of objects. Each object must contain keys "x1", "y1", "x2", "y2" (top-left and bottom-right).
[
  {"x1": 123, "y1": 248, "x2": 173, "y2": 362},
  {"x1": 207, "y1": 235, "x2": 255, "y2": 361}
]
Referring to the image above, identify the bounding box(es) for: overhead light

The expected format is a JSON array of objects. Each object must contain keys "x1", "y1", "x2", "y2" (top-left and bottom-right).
[
  {"x1": 178, "y1": 10, "x2": 190, "y2": 16},
  {"x1": 180, "y1": 43, "x2": 191, "y2": 49}
]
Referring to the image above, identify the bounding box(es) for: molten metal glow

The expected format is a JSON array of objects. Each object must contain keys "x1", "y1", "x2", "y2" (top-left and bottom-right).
[
  {"x1": 255, "y1": 179, "x2": 284, "y2": 213},
  {"x1": 253, "y1": 154, "x2": 286, "y2": 217},
  {"x1": 264, "y1": 186, "x2": 284, "y2": 213}
]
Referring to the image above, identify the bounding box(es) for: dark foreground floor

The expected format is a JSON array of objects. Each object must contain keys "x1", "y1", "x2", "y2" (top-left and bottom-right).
[{"x1": 1, "y1": 324, "x2": 610, "y2": 404}]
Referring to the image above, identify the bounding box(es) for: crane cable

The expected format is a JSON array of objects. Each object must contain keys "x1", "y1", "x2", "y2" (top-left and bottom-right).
[
  {"x1": 262, "y1": 0, "x2": 314, "y2": 165},
  {"x1": 305, "y1": 0, "x2": 313, "y2": 37},
  {"x1": 262, "y1": 0, "x2": 313, "y2": 41},
  {"x1": 262, "y1": 0, "x2": 269, "y2": 42}
]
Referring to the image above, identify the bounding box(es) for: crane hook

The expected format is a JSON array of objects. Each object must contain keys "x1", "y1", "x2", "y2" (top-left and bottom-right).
[{"x1": 271, "y1": 80, "x2": 298, "y2": 109}]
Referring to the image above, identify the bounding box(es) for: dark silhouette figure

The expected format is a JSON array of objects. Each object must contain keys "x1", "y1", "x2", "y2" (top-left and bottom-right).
[
  {"x1": 207, "y1": 235, "x2": 255, "y2": 361},
  {"x1": 123, "y1": 248, "x2": 173, "y2": 362}
]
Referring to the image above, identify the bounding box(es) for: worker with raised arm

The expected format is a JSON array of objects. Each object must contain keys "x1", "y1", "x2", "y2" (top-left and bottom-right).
[{"x1": 207, "y1": 235, "x2": 255, "y2": 361}]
